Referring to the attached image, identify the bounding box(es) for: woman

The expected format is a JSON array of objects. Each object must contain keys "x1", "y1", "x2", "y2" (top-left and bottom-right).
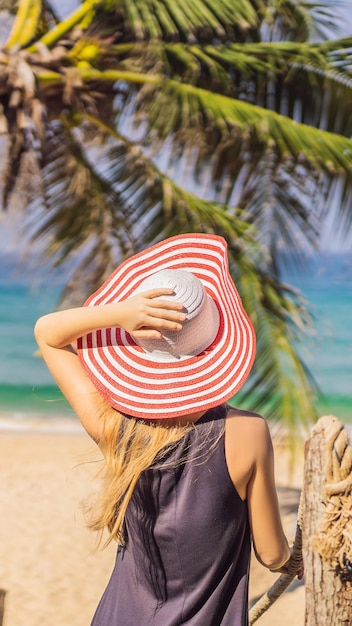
[{"x1": 35, "y1": 233, "x2": 302, "y2": 626}]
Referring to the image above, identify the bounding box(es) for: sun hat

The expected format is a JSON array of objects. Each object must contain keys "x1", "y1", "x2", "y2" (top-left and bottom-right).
[{"x1": 77, "y1": 233, "x2": 256, "y2": 419}]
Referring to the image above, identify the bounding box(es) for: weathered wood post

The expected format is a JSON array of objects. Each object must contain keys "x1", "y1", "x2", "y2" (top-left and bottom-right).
[{"x1": 302, "y1": 415, "x2": 352, "y2": 625}]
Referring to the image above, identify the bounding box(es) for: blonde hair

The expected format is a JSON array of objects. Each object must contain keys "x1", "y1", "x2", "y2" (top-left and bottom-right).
[{"x1": 87, "y1": 405, "x2": 192, "y2": 548}]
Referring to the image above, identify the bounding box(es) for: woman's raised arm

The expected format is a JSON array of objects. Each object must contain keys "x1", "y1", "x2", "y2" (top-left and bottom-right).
[{"x1": 34, "y1": 290, "x2": 185, "y2": 441}]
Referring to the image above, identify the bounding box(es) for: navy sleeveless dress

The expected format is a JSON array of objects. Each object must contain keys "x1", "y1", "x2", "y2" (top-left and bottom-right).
[{"x1": 91, "y1": 405, "x2": 251, "y2": 625}]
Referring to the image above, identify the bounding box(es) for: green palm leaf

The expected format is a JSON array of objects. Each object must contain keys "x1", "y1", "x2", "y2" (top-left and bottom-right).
[
  {"x1": 23, "y1": 0, "x2": 259, "y2": 52},
  {"x1": 29, "y1": 113, "x2": 256, "y2": 295},
  {"x1": 65, "y1": 112, "x2": 256, "y2": 248},
  {"x1": 140, "y1": 78, "x2": 352, "y2": 159},
  {"x1": 1, "y1": 0, "x2": 351, "y2": 433},
  {"x1": 227, "y1": 251, "x2": 320, "y2": 436},
  {"x1": 29, "y1": 119, "x2": 136, "y2": 278},
  {"x1": 27, "y1": 112, "x2": 320, "y2": 434}
]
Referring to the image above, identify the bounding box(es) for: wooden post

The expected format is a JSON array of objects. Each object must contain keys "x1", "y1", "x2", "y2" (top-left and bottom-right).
[
  {"x1": 302, "y1": 416, "x2": 352, "y2": 625},
  {"x1": 0, "y1": 589, "x2": 6, "y2": 626}
]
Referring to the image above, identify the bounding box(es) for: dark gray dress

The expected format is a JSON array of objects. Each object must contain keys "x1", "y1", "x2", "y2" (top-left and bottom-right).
[{"x1": 91, "y1": 405, "x2": 251, "y2": 625}]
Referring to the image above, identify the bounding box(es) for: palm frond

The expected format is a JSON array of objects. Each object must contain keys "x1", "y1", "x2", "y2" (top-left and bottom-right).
[
  {"x1": 5, "y1": 0, "x2": 42, "y2": 49},
  {"x1": 232, "y1": 261, "x2": 320, "y2": 434},
  {"x1": 36, "y1": 61, "x2": 351, "y2": 179},
  {"x1": 118, "y1": 0, "x2": 259, "y2": 42},
  {"x1": 1, "y1": 0, "x2": 351, "y2": 432},
  {"x1": 25, "y1": 0, "x2": 260, "y2": 51},
  {"x1": 107, "y1": 37, "x2": 352, "y2": 136},
  {"x1": 24, "y1": 111, "x2": 320, "y2": 433},
  {"x1": 81, "y1": 112, "x2": 256, "y2": 248},
  {"x1": 23, "y1": 112, "x2": 256, "y2": 303},
  {"x1": 230, "y1": 151, "x2": 324, "y2": 266},
  {"x1": 27, "y1": 118, "x2": 137, "y2": 275},
  {"x1": 135, "y1": 79, "x2": 352, "y2": 175}
]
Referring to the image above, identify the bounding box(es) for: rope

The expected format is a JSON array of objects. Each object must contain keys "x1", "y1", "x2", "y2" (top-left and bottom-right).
[
  {"x1": 249, "y1": 496, "x2": 303, "y2": 625},
  {"x1": 249, "y1": 416, "x2": 352, "y2": 624},
  {"x1": 311, "y1": 416, "x2": 352, "y2": 572}
]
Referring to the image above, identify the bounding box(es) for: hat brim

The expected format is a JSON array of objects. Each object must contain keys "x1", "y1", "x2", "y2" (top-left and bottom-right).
[{"x1": 77, "y1": 234, "x2": 256, "y2": 419}]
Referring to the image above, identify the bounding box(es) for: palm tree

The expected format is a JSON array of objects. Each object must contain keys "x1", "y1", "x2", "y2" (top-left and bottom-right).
[{"x1": 1, "y1": 0, "x2": 352, "y2": 434}]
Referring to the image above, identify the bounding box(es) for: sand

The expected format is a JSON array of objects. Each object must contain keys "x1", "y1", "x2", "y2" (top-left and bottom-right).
[{"x1": 0, "y1": 419, "x2": 305, "y2": 626}]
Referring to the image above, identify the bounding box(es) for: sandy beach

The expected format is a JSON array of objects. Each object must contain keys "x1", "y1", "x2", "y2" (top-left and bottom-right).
[{"x1": 0, "y1": 419, "x2": 305, "y2": 626}]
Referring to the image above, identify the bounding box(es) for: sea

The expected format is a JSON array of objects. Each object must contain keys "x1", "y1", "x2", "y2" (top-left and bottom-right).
[{"x1": 0, "y1": 249, "x2": 351, "y2": 430}]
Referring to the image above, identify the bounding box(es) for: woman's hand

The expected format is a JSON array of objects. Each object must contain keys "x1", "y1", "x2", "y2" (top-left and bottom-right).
[
  {"x1": 33, "y1": 288, "x2": 186, "y2": 443},
  {"x1": 35, "y1": 288, "x2": 185, "y2": 350},
  {"x1": 115, "y1": 289, "x2": 186, "y2": 338}
]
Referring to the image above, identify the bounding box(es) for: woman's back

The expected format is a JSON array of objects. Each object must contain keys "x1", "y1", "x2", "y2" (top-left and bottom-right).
[{"x1": 91, "y1": 405, "x2": 250, "y2": 626}]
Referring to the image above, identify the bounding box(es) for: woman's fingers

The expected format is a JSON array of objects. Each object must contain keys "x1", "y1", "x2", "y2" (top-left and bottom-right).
[
  {"x1": 132, "y1": 328, "x2": 163, "y2": 339},
  {"x1": 140, "y1": 288, "x2": 176, "y2": 299},
  {"x1": 142, "y1": 311, "x2": 184, "y2": 331},
  {"x1": 133, "y1": 319, "x2": 182, "y2": 338},
  {"x1": 142, "y1": 294, "x2": 186, "y2": 330},
  {"x1": 132, "y1": 299, "x2": 186, "y2": 337},
  {"x1": 138, "y1": 289, "x2": 185, "y2": 310},
  {"x1": 147, "y1": 304, "x2": 185, "y2": 319},
  {"x1": 145, "y1": 297, "x2": 185, "y2": 312},
  {"x1": 122, "y1": 291, "x2": 186, "y2": 337}
]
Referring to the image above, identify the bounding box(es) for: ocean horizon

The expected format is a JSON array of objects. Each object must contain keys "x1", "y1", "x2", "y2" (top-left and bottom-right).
[{"x1": 0, "y1": 249, "x2": 351, "y2": 429}]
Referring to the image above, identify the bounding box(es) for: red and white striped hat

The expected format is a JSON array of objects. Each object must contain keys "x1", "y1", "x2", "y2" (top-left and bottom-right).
[{"x1": 77, "y1": 233, "x2": 256, "y2": 419}]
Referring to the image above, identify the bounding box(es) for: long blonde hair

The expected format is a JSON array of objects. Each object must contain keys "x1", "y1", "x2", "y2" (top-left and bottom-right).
[{"x1": 87, "y1": 404, "x2": 192, "y2": 547}]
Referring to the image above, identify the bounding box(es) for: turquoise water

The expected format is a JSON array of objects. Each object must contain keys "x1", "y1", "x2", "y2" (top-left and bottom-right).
[
  {"x1": 0, "y1": 276, "x2": 74, "y2": 419},
  {"x1": 0, "y1": 252, "x2": 351, "y2": 424},
  {"x1": 280, "y1": 254, "x2": 352, "y2": 422}
]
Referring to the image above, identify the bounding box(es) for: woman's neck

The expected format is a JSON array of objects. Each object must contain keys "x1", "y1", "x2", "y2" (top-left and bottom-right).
[{"x1": 147, "y1": 409, "x2": 208, "y2": 428}]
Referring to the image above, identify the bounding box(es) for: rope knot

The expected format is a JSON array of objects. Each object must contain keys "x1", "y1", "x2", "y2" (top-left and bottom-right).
[{"x1": 311, "y1": 416, "x2": 352, "y2": 576}]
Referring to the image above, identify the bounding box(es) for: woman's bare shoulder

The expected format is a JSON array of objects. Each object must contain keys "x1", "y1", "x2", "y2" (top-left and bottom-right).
[
  {"x1": 226, "y1": 405, "x2": 262, "y2": 417},
  {"x1": 225, "y1": 407, "x2": 271, "y2": 456},
  {"x1": 225, "y1": 406, "x2": 267, "y2": 428}
]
